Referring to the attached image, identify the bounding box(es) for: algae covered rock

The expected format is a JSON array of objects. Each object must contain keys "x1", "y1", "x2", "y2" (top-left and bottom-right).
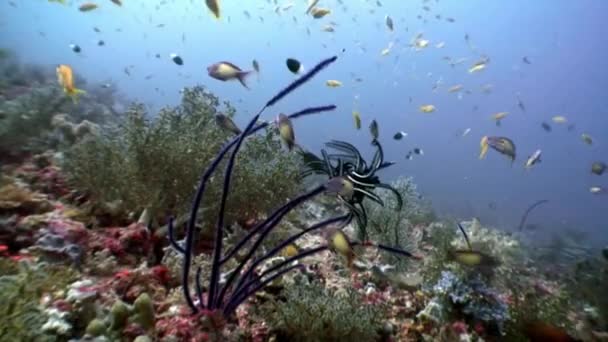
[
  {"x1": 109, "y1": 300, "x2": 130, "y2": 331},
  {"x1": 85, "y1": 318, "x2": 107, "y2": 337},
  {"x1": 131, "y1": 293, "x2": 155, "y2": 331}
]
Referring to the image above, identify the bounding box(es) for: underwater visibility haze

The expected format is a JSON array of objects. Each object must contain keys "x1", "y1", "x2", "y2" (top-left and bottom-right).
[{"x1": 1, "y1": 0, "x2": 607, "y2": 341}]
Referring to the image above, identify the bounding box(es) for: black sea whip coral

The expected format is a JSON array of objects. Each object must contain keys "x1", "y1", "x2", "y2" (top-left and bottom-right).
[{"x1": 169, "y1": 55, "x2": 417, "y2": 322}]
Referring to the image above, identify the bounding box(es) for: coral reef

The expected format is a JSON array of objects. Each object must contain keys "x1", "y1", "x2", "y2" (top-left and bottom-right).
[
  {"x1": 266, "y1": 280, "x2": 385, "y2": 342},
  {"x1": 428, "y1": 270, "x2": 510, "y2": 334},
  {"x1": 0, "y1": 261, "x2": 78, "y2": 341},
  {"x1": 62, "y1": 86, "x2": 302, "y2": 228},
  {"x1": 365, "y1": 176, "x2": 433, "y2": 270},
  {"x1": 1, "y1": 55, "x2": 605, "y2": 342}
]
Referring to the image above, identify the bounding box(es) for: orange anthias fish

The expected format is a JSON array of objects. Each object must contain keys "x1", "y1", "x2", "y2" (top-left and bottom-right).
[{"x1": 56, "y1": 65, "x2": 86, "y2": 103}]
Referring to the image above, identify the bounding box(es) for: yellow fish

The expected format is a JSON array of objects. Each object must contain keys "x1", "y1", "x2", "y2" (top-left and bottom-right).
[
  {"x1": 329, "y1": 230, "x2": 356, "y2": 269},
  {"x1": 414, "y1": 39, "x2": 429, "y2": 49},
  {"x1": 326, "y1": 80, "x2": 342, "y2": 87},
  {"x1": 277, "y1": 113, "x2": 296, "y2": 151},
  {"x1": 56, "y1": 65, "x2": 86, "y2": 104},
  {"x1": 479, "y1": 136, "x2": 489, "y2": 159},
  {"x1": 419, "y1": 104, "x2": 436, "y2": 113},
  {"x1": 280, "y1": 243, "x2": 299, "y2": 258},
  {"x1": 468, "y1": 62, "x2": 486, "y2": 73},
  {"x1": 492, "y1": 112, "x2": 509, "y2": 120},
  {"x1": 447, "y1": 84, "x2": 463, "y2": 93},
  {"x1": 352, "y1": 111, "x2": 361, "y2": 130},
  {"x1": 449, "y1": 250, "x2": 496, "y2": 268},
  {"x1": 310, "y1": 7, "x2": 331, "y2": 18},
  {"x1": 552, "y1": 115, "x2": 567, "y2": 124},
  {"x1": 205, "y1": 0, "x2": 220, "y2": 19}
]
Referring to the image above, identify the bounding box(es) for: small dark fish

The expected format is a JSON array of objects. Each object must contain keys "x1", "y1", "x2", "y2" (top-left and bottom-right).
[
  {"x1": 93, "y1": 27, "x2": 101, "y2": 33},
  {"x1": 252, "y1": 59, "x2": 260, "y2": 73},
  {"x1": 393, "y1": 131, "x2": 407, "y2": 140},
  {"x1": 205, "y1": 0, "x2": 220, "y2": 19},
  {"x1": 369, "y1": 119, "x2": 379, "y2": 140},
  {"x1": 155, "y1": 53, "x2": 161, "y2": 59},
  {"x1": 567, "y1": 123, "x2": 576, "y2": 132},
  {"x1": 405, "y1": 148, "x2": 423, "y2": 160},
  {"x1": 524, "y1": 223, "x2": 540, "y2": 231},
  {"x1": 69, "y1": 44, "x2": 81, "y2": 53},
  {"x1": 445, "y1": 17, "x2": 455, "y2": 22},
  {"x1": 541, "y1": 121, "x2": 552, "y2": 132},
  {"x1": 523, "y1": 321, "x2": 580, "y2": 342},
  {"x1": 385, "y1": 15, "x2": 393, "y2": 31},
  {"x1": 286, "y1": 58, "x2": 303, "y2": 74},
  {"x1": 488, "y1": 202, "x2": 497, "y2": 210},
  {"x1": 516, "y1": 94, "x2": 525, "y2": 112},
  {"x1": 170, "y1": 53, "x2": 183, "y2": 65},
  {"x1": 591, "y1": 162, "x2": 606, "y2": 176},
  {"x1": 522, "y1": 56, "x2": 532, "y2": 64},
  {"x1": 97, "y1": 40, "x2": 105, "y2": 46},
  {"x1": 215, "y1": 113, "x2": 241, "y2": 135}
]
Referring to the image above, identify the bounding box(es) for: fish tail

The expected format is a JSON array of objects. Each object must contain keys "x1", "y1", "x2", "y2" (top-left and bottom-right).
[
  {"x1": 70, "y1": 87, "x2": 86, "y2": 104},
  {"x1": 237, "y1": 71, "x2": 253, "y2": 89}
]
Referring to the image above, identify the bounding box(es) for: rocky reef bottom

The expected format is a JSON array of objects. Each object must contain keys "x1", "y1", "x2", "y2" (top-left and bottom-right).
[{"x1": 1, "y1": 153, "x2": 607, "y2": 342}]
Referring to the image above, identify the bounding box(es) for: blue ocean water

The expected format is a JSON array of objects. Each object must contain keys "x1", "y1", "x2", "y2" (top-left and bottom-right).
[{"x1": 3, "y1": 0, "x2": 607, "y2": 246}]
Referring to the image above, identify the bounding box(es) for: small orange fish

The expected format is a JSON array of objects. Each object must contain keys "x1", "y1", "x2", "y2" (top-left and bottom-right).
[{"x1": 56, "y1": 65, "x2": 86, "y2": 103}]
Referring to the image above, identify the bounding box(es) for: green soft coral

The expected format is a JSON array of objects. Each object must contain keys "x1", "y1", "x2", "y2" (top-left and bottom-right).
[
  {"x1": 62, "y1": 86, "x2": 302, "y2": 228},
  {"x1": 0, "y1": 261, "x2": 77, "y2": 341}
]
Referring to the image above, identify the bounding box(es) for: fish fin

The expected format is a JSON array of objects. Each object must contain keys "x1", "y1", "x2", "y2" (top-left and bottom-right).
[
  {"x1": 69, "y1": 88, "x2": 86, "y2": 104},
  {"x1": 237, "y1": 71, "x2": 252, "y2": 89}
]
